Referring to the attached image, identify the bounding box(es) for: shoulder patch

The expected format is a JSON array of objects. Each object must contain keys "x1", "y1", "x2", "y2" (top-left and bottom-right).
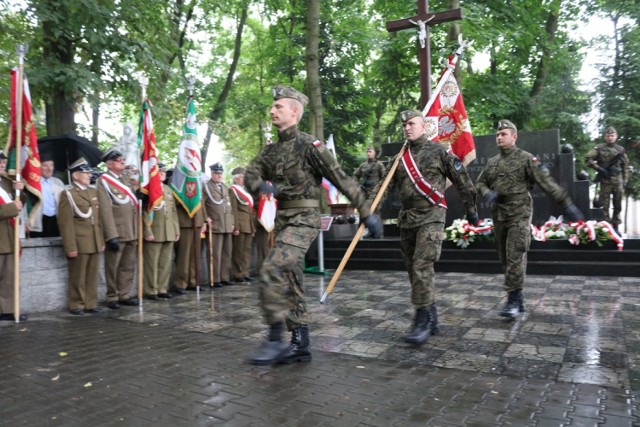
[
  {"x1": 531, "y1": 156, "x2": 541, "y2": 166},
  {"x1": 453, "y1": 158, "x2": 463, "y2": 171},
  {"x1": 313, "y1": 140, "x2": 322, "y2": 147}
]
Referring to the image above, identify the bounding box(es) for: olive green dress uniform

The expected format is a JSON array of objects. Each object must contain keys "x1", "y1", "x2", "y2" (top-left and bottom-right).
[
  {"x1": 97, "y1": 171, "x2": 138, "y2": 302},
  {"x1": 143, "y1": 184, "x2": 179, "y2": 296},
  {"x1": 585, "y1": 142, "x2": 629, "y2": 226},
  {"x1": 203, "y1": 178, "x2": 234, "y2": 284},
  {"x1": 477, "y1": 146, "x2": 574, "y2": 293},
  {"x1": 57, "y1": 183, "x2": 104, "y2": 311},
  {"x1": 371, "y1": 133, "x2": 477, "y2": 309},
  {"x1": 174, "y1": 202, "x2": 205, "y2": 290},
  {"x1": 230, "y1": 184, "x2": 256, "y2": 281},
  {"x1": 0, "y1": 176, "x2": 20, "y2": 317},
  {"x1": 354, "y1": 158, "x2": 386, "y2": 200},
  {"x1": 245, "y1": 124, "x2": 371, "y2": 329}
]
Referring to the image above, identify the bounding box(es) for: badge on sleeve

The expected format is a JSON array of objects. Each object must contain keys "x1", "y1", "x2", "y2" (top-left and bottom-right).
[{"x1": 454, "y1": 159, "x2": 462, "y2": 171}]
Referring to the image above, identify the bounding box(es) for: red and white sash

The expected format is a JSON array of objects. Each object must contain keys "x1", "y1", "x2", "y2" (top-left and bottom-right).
[
  {"x1": 101, "y1": 173, "x2": 139, "y2": 208},
  {"x1": 401, "y1": 147, "x2": 447, "y2": 209},
  {"x1": 257, "y1": 193, "x2": 277, "y2": 232},
  {"x1": 230, "y1": 184, "x2": 254, "y2": 209},
  {"x1": 0, "y1": 185, "x2": 16, "y2": 226}
]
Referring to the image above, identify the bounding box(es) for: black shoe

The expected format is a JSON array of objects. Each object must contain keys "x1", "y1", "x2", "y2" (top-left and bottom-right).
[
  {"x1": 84, "y1": 308, "x2": 102, "y2": 314},
  {"x1": 145, "y1": 295, "x2": 160, "y2": 301},
  {"x1": 69, "y1": 309, "x2": 84, "y2": 316},
  {"x1": 186, "y1": 287, "x2": 198, "y2": 291},
  {"x1": 221, "y1": 280, "x2": 235, "y2": 286},
  {"x1": 118, "y1": 298, "x2": 139, "y2": 306},
  {"x1": 107, "y1": 301, "x2": 120, "y2": 310},
  {"x1": 243, "y1": 277, "x2": 253, "y2": 282},
  {"x1": 277, "y1": 326, "x2": 312, "y2": 364},
  {"x1": 500, "y1": 290, "x2": 521, "y2": 319},
  {"x1": 157, "y1": 293, "x2": 173, "y2": 299},
  {"x1": 0, "y1": 313, "x2": 28, "y2": 321},
  {"x1": 173, "y1": 288, "x2": 187, "y2": 295},
  {"x1": 403, "y1": 305, "x2": 439, "y2": 345},
  {"x1": 250, "y1": 322, "x2": 287, "y2": 366},
  {"x1": 213, "y1": 282, "x2": 223, "y2": 288}
]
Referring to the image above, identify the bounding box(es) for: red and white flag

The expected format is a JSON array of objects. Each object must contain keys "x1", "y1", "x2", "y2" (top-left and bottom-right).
[
  {"x1": 138, "y1": 98, "x2": 163, "y2": 223},
  {"x1": 321, "y1": 134, "x2": 340, "y2": 204},
  {"x1": 423, "y1": 48, "x2": 475, "y2": 166}
]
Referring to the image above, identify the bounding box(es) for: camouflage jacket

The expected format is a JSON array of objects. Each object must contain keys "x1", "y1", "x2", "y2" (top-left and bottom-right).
[
  {"x1": 476, "y1": 146, "x2": 572, "y2": 221},
  {"x1": 245, "y1": 125, "x2": 369, "y2": 229},
  {"x1": 585, "y1": 142, "x2": 629, "y2": 184},
  {"x1": 354, "y1": 159, "x2": 385, "y2": 191},
  {"x1": 372, "y1": 134, "x2": 476, "y2": 229}
]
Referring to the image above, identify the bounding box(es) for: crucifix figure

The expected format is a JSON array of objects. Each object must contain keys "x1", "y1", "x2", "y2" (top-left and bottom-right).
[{"x1": 387, "y1": 1, "x2": 463, "y2": 109}]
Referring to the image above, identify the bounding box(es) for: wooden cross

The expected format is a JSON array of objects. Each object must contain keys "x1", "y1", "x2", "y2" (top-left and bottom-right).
[{"x1": 386, "y1": 1, "x2": 463, "y2": 109}]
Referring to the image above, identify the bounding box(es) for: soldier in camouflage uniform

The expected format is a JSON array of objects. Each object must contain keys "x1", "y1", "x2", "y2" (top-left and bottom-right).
[
  {"x1": 354, "y1": 146, "x2": 386, "y2": 200},
  {"x1": 370, "y1": 110, "x2": 478, "y2": 346},
  {"x1": 585, "y1": 127, "x2": 629, "y2": 232},
  {"x1": 476, "y1": 120, "x2": 584, "y2": 319},
  {"x1": 244, "y1": 85, "x2": 382, "y2": 366}
]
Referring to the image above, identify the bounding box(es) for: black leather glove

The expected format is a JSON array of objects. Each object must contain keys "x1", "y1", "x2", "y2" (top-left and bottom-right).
[
  {"x1": 484, "y1": 190, "x2": 498, "y2": 208},
  {"x1": 260, "y1": 180, "x2": 276, "y2": 197},
  {"x1": 106, "y1": 237, "x2": 120, "y2": 252},
  {"x1": 362, "y1": 214, "x2": 383, "y2": 239},
  {"x1": 565, "y1": 204, "x2": 584, "y2": 222},
  {"x1": 466, "y1": 211, "x2": 479, "y2": 227}
]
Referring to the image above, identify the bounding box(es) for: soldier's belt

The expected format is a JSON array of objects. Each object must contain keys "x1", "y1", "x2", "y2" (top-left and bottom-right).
[
  {"x1": 496, "y1": 193, "x2": 529, "y2": 203},
  {"x1": 403, "y1": 199, "x2": 432, "y2": 208},
  {"x1": 280, "y1": 199, "x2": 320, "y2": 209}
]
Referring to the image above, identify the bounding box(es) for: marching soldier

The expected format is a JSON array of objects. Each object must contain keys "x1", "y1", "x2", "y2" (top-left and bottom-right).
[
  {"x1": 585, "y1": 126, "x2": 630, "y2": 233},
  {"x1": 229, "y1": 167, "x2": 255, "y2": 284},
  {"x1": 143, "y1": 163, "x2": 180, "y2": 300},
  {"x1": 477, "y1": 120, "x2": 584, "y2": 319},
  {"x1": 244, "y1": 85, "x2": 382, "y2": 366},
  {"x1": 96, "y1": 148, "x2": 139, "y2": 309},
  {"x1": 57, "y1": 158, "x2": 104, "y2": 315},
  {"x1": 203, "y1": 162, "x2": 234, "y2": 287},
  {"x1": 354, "y1": 146, "x2": 386, "y2": 200},
  {"x1": 0, "y1": 151, "x2": 27, "y2": 321},
  {"x1": 370, "y1": 110, "x2": 478, "y2": 346}
]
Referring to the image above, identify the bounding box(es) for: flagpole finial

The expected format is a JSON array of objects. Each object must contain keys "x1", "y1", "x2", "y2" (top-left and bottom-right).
[
  {"x1": 186, "y1": 76, "x2": 196, "y2": 96},
  {"x1": 16, "y1": 44, "x2": 28, "y2": 64},
  {"x1": 139, "y1": 75, "x2": 149, "y2": 101}
]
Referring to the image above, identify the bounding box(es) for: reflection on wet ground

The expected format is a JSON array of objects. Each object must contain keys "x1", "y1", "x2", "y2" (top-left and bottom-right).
[{"x1": 108, "y1": 271, "x2": 638, "y2": 391}]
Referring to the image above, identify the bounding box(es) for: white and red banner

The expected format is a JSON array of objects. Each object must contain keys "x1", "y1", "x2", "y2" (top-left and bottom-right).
[
  {"x1": 138, "y1": 98, "x2": 163, "y2": 222},
  {"x1": 321, "y1": 134, "x2": 340, "y2": 204}
]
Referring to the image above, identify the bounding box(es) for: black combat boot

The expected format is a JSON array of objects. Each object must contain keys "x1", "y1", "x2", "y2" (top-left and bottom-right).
[
  {"x1": 500, "y1": 290, "x2": 521, "y2": 319},
  {"x1": 277, "y1": 325, "x2": 312, "y2": 364},
  {"x1": 403, "y1": 305, "x2": 439, "y2": 345},
  {"x1": 250, "y1": 322, "x2": 288, "y2": 366},
  {"x1": 517, "y1": 291, "x2": 525, "y2": 313}
]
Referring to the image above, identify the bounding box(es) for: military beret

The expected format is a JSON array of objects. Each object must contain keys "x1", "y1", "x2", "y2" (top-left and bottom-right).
[
  {"x1": 273, "y1": 85, "x2": 309, "y2": 107},
  {"x1": 497, "y1": 119, "x2": 517, "y2": 131},
  {"x1": 231, "y1": 167, "x2": 245, "y2": 176},
  {"x1": 399, "y1": 110, "x2": 424, "y2": 123},
  {"x1": 605, "y1": 126, "x2": 617, "y2": 135},
  {"x1": 0, "y1": 151, "x2": 6, "y2": 160},
  {"x1": 69, "y1": 157, "x2": 92, "y2": 173},
  {"x1": 209, "y1": 162, "x2": 224, "y2": 173},
  {"x1": 101, "y1": 147, "x2": 124, "y2": 162}
]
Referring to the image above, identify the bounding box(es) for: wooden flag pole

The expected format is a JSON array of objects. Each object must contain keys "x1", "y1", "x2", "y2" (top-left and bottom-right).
[
  {"x1": 137, "y1": 76, "x2": 148, "y2": 306},
  {"x1": 13, "y1": 44, "x2": 28, "y2": 323},
  {"x1": 320, "y1": 142, "x2": 408, "y2": 303},
  {"x1": 208, "y1": 224, "x2": 214, "y2": 288}
]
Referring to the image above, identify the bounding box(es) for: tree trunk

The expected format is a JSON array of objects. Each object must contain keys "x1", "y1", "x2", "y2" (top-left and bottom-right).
[
  {"x1": 305, "y1": 0, "x2": 323, "y2": 141},
  {"x1": 529, "y1": 0, "x2": 561, "y2": 99},
  {"x1": 201, "y1": 4, "x2": 248, "y2": 169}
]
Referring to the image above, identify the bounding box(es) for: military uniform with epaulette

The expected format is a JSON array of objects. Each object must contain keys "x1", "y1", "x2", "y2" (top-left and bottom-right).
[
  {"x1": 354, "y1": 154, "x2": 386, "y2": 200},
  {"x1": 585, "y1": 127, "x2": 629, "y2": 228},
  {"x1": 477, "y1": 120, "x2": 583, "y2": 319}
]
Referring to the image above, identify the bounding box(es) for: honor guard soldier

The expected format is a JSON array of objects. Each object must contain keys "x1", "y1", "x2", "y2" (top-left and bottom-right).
[
  {"x1": 371, "y1": 110, "x2": 478, "y2": 346},
  {"x1": 244, "y1": 85, "x2": 382, "y2": 366},
  {"x1": 229, "y1": 167, "x2": 255, "y2": 284},
  {"x1": 203, "y1": 162, "x2": 234, "y2": 287},
  {"x1": 96, "y1": 147, "x2": 139, "y2": 308},
  {"x1": 0, "y1": 151, "x2": 27, "y2": 321},
  {"x1": 354, "y1": 146, "x2": 386, "y2": 200},
  {"x1": 585, "y1": 126, "x2": 630, "y2": 233},
  {"x1": 477, "y1": 120, "x2": 584, "y2": 319},
  {"x1": 57, "y1": 158, "x2": 104, "y2": 315},
  {"x1": 143, "y1": 163, "x2": 180, "y2": 300}
]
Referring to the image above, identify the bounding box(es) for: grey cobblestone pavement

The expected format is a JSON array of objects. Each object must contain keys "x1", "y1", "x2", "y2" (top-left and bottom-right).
[{"x1": 1, "y1": 271, "x2": 638, "y2": 426}]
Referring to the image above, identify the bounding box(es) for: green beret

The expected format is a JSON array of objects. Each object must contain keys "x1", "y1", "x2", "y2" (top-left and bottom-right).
[
  {"x1": 497, "y1": 119, "x2": 517, "y2": 131},
  {"x1": 272, "y1": 85, "x2": 309, "y2": 107},
  {"x1": 399, "y1": 110, "x2": 424, "y2": 123}
]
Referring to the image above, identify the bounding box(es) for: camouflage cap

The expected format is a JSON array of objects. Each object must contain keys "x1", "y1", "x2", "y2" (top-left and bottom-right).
[
  {"x1": 69, "y1": 157, "x2": 92, "y2": 173},
  {"x1": 497, "y1": 119, "x2": 517, "y2": 131},
  {"x1": 399, "y1": 110, "x2": 424, "y2": 123},
  {"x1": 605, "y1": 126, "x2": 617, "y2": 135},
  {"x1": 101, "y1": 147, "x2": 124, "y2": 163},
  {"x1": 231, "y1": 167, "x2": 245, "y2": 176},
  {"x1": 209, "y1": 162, "x2": 224, "y2": 173},
  {"x1": 272, "y1": 85, "x2": 309, "y2": 107}
]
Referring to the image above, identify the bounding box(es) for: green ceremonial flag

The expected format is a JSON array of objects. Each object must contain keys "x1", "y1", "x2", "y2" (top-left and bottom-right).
[{"x1": 170, "y1": 97, "x2": 203, "y2": 217}]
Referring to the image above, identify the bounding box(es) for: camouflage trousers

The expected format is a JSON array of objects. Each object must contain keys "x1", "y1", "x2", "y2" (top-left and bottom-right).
[
  {"x1": 258, "y1": 224, "x2": 318, "y2": 330},
  {"x1": 399, "y1": 223, "x2": 445, "y2": 308},
  {"x1": 494, "y1": 217, "x2": 531, "y2": 292},
  {"x1": 599, "y1": 181, "x2": 624, "y2": 225}
]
